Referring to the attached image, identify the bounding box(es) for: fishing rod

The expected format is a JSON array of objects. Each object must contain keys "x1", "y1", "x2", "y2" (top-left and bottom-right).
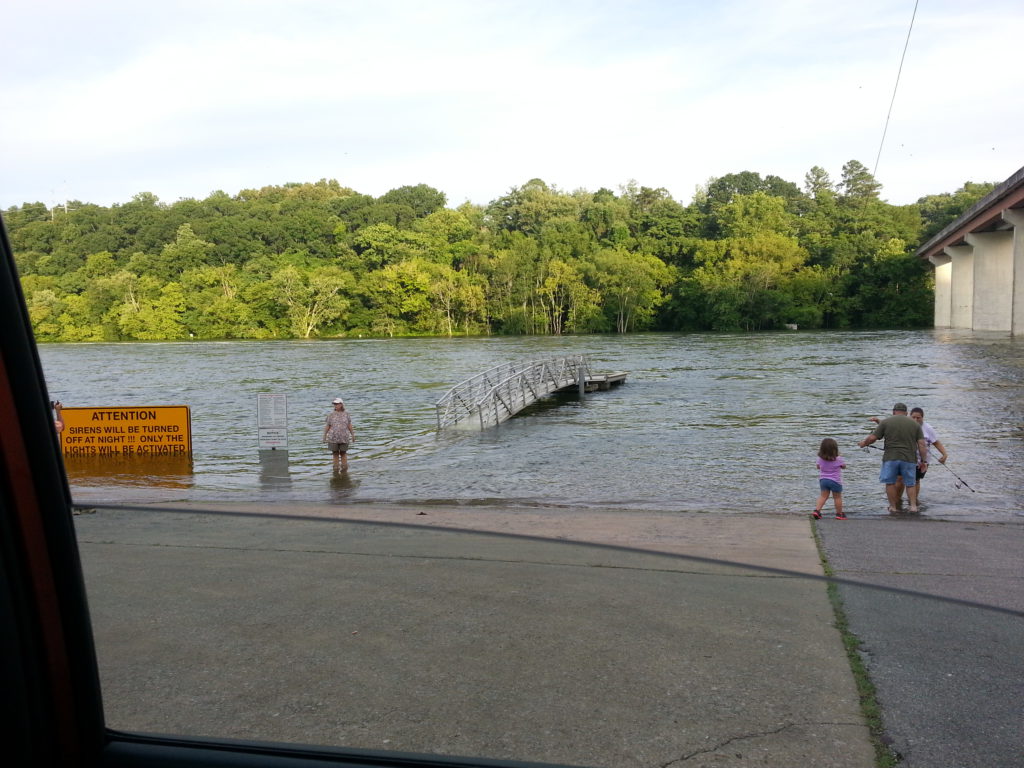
[
  {"x1": 860, "y1": 443, "x2": 975, "y2": 492},
  {"x1": 929, "y1": 448, "x2": 975, "y2": 492}
]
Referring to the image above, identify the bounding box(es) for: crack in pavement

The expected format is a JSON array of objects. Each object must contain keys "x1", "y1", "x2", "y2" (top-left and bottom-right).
[{"x1": 660, "y1": 720, "x2": 867, "y2": 766}]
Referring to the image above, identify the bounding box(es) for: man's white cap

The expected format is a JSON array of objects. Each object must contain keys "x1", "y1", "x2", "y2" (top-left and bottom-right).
[{"x1": 332, "y1": 398, "x2": 343, "y2": 404}]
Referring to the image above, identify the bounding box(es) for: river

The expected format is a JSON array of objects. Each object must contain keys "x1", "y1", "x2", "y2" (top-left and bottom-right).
[{"x1": 38, "y1": 330, "x2": 1024, "y2": 522}]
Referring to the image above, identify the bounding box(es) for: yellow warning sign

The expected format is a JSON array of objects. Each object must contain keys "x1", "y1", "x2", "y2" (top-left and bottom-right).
[{"x1": 59, "y1": 406, "x2": 192, "y2": 458}]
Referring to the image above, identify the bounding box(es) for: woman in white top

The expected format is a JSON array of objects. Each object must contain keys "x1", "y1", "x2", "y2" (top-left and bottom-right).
[
  {"x1": 910, "y1": 407, "x2": 948, "y2": 466},
  {"x1": 897, "y1": 407, "x2": 948, "y2": 503}
]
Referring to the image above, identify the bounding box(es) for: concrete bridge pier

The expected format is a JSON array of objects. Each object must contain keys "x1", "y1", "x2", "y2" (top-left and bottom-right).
[
  {"x1": 1005, "y1": 209, "x2": 1024, "y2": 336},
  {"x1": 966, "y1": 230, "x2": 1013, "y2": 331},
  {"x1": 930, "y1": 245, "x2": 972, "y2": 329},
  {"x1": 930, "y1": 253, "x2": 951, "y2": 328}
]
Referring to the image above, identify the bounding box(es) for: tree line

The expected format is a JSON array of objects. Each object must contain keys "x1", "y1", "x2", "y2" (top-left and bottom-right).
[{"x1": 3, "y1": 161, "x2": 995, "y2": 341}]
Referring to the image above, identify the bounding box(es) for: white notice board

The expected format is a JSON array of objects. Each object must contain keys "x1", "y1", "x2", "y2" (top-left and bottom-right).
[{"x1": 257, "y1": 393, "x2": 288, "y2": 449}]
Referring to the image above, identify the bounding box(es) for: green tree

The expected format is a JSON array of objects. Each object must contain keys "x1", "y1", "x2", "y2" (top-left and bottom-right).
[
  {"x1": 696, "y1": 171, "x2": 802, "y2": 238},
  {"x1": 54, "y1": 294, "x2": 106, "y2": 341},
  {"x1": 181, "y1": 264, "x2": 263, "y2": 339},
  {"x1": 361, "y1": 260, "x2": 435, "y2": 336},
  {"x1": 691, "y1": 233, "x2": 808, "y2": 331},
  {"x1": 580, "y1": 188, "x2": 632, "y2": 246},
  {"x1": 378, "y1": 184, "x2": 447, "y2": 218},
  {"x1": 425, "y1": 262, "x2": 487, "y2": 336},
  {"x1": 715, "y1": 191, "x2": 795, "y2": 239},
  {"x1": 130, "y1": 282, "x2": 188, "y2": 340},
  {"x1": 624, "y1": 193, "x2": 698, "y2": 266},
  {"x1": 129, "y1": 224, "x2": 214, "y2": 281},
  {"x1": 593, "y1": 249, "x2": 673, "y2": 332},
  {"x1": 25, "y1": 288, "x2": 64, "y2": 341},
  {"x1": 352, "y1": 223, "x2": 430, "y2": 268},
  {"x1": 485, "y1": 179, "x2": 581, "y2": 235},
  {"x1": 841, "y1": 238, "x2": 932, "y2": 327},
  {"x1": 110, "y1": 192, "x2": 177, "y2": 256},
  {"x1": 803, "y1": 166, "x2": 835, "y2": 198},
  {"x1": 267, "y1": 265, "x2": 354, "y2": 338},
  {"x1": 538, "y1": 259, "x2": 600, "y2": 335},
  {"x1": 414, "y1": 208, "x2": 476, "y2": 266},
  {"x1": 839, "y1": 159, "x2": 882, "y2": 201},
  {"x1": 915, "y1": 181, "x2": 997, "y2": 242},
  {"x1": 112, "y1": 274, "x2": 165, "y2": 339},
  {"x1": 482, "y1": 234, "x2": 541, "y2": 334}
]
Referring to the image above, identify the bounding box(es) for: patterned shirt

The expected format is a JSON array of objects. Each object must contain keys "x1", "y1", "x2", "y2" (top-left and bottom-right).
[{"x1": 325, "y1": 410, "x2": 353, "y2": 443}]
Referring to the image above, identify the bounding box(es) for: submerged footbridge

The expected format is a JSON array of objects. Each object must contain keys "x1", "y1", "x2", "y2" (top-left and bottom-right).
[{"x1": 435, "y1": 355, "x2": 627, "y2": 430}]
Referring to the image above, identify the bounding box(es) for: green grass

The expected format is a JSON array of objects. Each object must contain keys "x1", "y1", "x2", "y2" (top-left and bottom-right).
[{"x1": 812, "y1": 523, "x2": 900, "y2": 767}]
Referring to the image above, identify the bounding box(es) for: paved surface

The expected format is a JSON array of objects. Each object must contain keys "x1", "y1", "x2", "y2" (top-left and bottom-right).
[
  {"x1": 71, "y1": 503, "x2": 1024, "y2": 768},
  {"x1": 817, "y1": 517, "x2": 1024, "y2": 768},
  {"x1": 75, "y1": 504, "x2": 875, "y2": 768}
]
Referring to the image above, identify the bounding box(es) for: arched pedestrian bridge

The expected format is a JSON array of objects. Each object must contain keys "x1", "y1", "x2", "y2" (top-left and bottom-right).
[
  {"x1": 918, "y1": 164, "x2": 1024, "y2": 334},
  {"x1": 435, "y1": 355, "x2": 627, "y2": 430}
]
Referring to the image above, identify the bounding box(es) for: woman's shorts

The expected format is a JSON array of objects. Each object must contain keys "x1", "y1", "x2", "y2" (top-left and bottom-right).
[
  {"x1": 880, "y1": 460, "x2": 917, "y2": 486},
  {"x1": 329, "y1": 442, "x2": 349, "y2": 454},
  {"x1": 819, "y1": 479, "x2": 842, "y2": 493}
]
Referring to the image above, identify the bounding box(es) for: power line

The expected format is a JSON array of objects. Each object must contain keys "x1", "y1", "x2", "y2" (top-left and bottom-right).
[{"x1": 873, "y1": 0, "x2": 919, "y2": 178}]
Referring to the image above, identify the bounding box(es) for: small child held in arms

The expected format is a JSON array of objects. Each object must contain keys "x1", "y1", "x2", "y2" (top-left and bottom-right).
[{"x1": 814, "y1": 438, "x2": 846, "y2": 520}]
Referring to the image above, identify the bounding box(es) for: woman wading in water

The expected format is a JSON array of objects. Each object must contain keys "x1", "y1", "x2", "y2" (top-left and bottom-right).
[{"x1": 322, "y1": 397, "x2": 355, "y2": 471}]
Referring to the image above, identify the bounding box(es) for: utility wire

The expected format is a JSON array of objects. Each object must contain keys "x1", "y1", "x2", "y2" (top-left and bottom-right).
[{"x1": 873, "y1": 0, "x2": 919, "y2": 177}]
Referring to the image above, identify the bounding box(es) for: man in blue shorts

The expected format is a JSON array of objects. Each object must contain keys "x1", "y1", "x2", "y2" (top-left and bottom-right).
[{"x1": 858, "y1": 402, "x2": 928, "y2": 513}]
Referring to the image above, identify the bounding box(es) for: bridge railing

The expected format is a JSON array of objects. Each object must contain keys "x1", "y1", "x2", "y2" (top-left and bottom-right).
[
  {"x1": 434, "y1": 360, "x2": 533, "y2": 429},
  {"x1": 436, "y1": 355, "x2": 590, "y2": 430}
]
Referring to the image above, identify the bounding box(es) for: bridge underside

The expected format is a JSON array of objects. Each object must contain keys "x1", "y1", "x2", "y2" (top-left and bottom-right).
[{"x1": 919, "y1": 166, "x2": 1024, "y2": 334}]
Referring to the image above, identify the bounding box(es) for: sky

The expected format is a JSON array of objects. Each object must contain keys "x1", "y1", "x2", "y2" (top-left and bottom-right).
[{"x1": 2, "y1": 0, "x2": 1022, "y2": 212}]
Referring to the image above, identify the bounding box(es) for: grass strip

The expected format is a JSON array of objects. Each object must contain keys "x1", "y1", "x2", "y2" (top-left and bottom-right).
[{"x1": 812, "y1": 523, "x2": 900, "y2": 768}]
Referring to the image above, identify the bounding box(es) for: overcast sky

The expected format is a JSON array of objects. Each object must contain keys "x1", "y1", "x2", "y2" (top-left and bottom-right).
[{"x1": 2, "y1": 0, "x2": 1022, "y2": 211}]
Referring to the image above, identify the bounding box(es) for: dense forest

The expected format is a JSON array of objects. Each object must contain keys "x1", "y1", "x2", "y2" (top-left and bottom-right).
[{"x1": 3, "y1": 160, "x2": 995, "y2": 341}]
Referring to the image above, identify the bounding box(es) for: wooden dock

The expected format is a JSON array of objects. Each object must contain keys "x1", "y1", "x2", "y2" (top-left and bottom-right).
[{"x1": 560, "y1": 371, "x2": 628, "y2": 393}]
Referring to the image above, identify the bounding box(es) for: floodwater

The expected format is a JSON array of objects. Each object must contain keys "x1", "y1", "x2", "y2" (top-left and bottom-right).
[{"x1": 39, "y1": 330, "x2": 1024, "y2": 522}]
